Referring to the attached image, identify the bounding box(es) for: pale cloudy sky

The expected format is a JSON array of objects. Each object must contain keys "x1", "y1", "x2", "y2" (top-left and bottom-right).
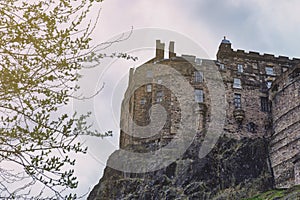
[{"x1": 72, "y1": 0, "x2": 300, "y2": 197}]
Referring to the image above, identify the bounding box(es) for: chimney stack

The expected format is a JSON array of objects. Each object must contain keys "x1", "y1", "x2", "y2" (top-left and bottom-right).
[
  {"x1": 156, "y1": 40, "x2": 165, "y2": 60},
  {"x1": 169, "y1": 41, "x2": 176, "y2": 58}
]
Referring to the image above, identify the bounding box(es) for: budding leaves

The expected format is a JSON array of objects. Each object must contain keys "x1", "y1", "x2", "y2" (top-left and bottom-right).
[{"x1": 0, "y1": 0, "x2": 109, "y2": 199}]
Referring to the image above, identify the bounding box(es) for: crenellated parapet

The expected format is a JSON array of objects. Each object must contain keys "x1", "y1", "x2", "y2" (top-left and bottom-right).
[
  {"x1": 217, "y1": 38, "x2": 300, "y2": 65},
  {"x1": 270, "y1": 64, "x2": 300, "y2": 95}
]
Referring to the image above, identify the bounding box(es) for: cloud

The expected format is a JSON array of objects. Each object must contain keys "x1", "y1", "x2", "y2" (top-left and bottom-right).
[{"x1": 179, "y1": 0, "x2": 300, "y2": 57}]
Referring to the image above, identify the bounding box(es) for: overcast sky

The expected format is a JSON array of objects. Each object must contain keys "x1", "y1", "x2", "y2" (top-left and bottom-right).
[{"x1": 72, "y1": 0, "x2": 300, "y2": 197}]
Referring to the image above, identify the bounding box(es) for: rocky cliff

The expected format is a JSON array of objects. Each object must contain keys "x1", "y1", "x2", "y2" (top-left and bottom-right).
[{"x1": 88, "y1": 136, "x2": 275, "y2": 200}]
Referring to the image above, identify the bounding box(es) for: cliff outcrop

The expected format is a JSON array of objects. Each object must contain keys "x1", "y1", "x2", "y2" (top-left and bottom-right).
[{"x1": 88, "y1": 136, "x2": 274, "y2": 200}]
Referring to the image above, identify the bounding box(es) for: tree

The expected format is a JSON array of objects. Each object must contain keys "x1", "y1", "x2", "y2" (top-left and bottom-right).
[{"x1": 0, "y1": 0, "x2": 115, "y2": 198}]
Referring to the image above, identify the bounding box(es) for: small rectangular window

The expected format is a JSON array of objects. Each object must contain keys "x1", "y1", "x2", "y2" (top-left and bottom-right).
[
  {"x1": 261, "y1": 97, "x2": 271, "y2": 112},
  {"x1": 195, "y1": 58, "x2": 202, "y2": 65},
  {"x1": 234, "y1": 93, "x2": 241, "y2": 109},
  {"x1": 156, "y1": 91, "x2": 163, "y2": 102},
  {"x1": 146, "y1": 84, "x2": 152, "y2": 92},
  {"x1": 195, "y1": 89, "x2": 204, "y2": 103},
  {"x1": 265, "y1": 67, "x2": 274, "y2": 75},
  {"x1": 266, "y1": 81, "x2": 272, "y2": 89},
  {"x1": 253, "y1": 63, "x2": 258, "y2": 69},
  {"x1": 237, "y1": 64, "x2": 243, "y2": 73},
  {"x1": 219, "y1": 64, "x2": 225, "y2": 70},
  {"x1": 233, "y1": 78, "x2": 242, "y2": 89},
  {"x1": 157, "y1": 79, "x2": 162, "y2": 84},
  {"x1": 146, "y1": 70, "x2": 153, "y2": 78},
  {"x1": 194, "y1": 71, "x2": 203, "y2": 83},
  {"x1": 140, "y1": 99, "x2": 146, "y2": 105}
]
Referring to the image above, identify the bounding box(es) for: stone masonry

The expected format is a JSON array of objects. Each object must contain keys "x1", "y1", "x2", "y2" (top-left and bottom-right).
[
  {"x1": 119, "y1": 37, "x2": 300, "y2": 189},
  {"x1": 269, "y1": 65, "x2": 300, "y2": 188}
]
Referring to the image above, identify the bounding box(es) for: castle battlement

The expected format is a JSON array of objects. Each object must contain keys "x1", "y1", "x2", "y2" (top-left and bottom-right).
[{"x1": 217, "y1": 38, "x2": 300, "y2": 65}]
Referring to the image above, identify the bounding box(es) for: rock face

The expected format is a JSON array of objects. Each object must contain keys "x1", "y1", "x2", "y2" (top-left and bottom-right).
[{"x1": 88, "y1": 137, "x2": 274, "y2": 200}]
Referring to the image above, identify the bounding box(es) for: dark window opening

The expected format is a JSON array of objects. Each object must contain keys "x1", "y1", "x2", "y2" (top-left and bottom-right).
[
  {"x1": 140, "y1": 99, "x2": 146, "y2": 105},
  {"x1": 194, "y1": 71, "x2": 203, "y2": 83},
  {"x1": 261, "y1": 97, "x2": 271, "y2": 112},
  {"x1": 166, "y1": 162, "x2": 177, "y2": 178},
  {"x1": 156, "y1": 91, "x2": 164, "y2": 102},
  {"x1": 247, "y1": 122, "x2": 257, "y2": 133},
  {"x1": 272, "y1": 84, "x2": 278, "y2": 92},
  {"x1": 234, "y1": 93, "x2": 241, "y2": 109}
]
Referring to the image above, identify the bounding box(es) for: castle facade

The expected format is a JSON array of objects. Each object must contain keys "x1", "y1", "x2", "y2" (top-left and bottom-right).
[{"x1": 119, "y1": 38, "x2": 300, "y2": 189}]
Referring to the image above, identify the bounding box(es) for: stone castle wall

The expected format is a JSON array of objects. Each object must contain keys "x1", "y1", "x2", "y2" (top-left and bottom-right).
[
  {"x1": 208, "y1": 39, "x2": 298, "y2": 140},
  {"x1": 119, "y1": 38, "x2": 300, "y2": 188},
  {"x1": 270, "y1": 66, "x2": 300, "y2": 188},
  {"x1": 119, "y1": 54, "x2": 208, "y2": 148}
]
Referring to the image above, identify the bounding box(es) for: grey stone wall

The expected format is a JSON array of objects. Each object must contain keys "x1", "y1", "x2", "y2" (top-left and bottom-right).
[{"x1": 270, "y1": 66, "x2": 300, "y2": 188}]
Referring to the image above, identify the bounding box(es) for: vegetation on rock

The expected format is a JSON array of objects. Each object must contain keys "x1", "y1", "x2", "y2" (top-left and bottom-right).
[{"x1": 245, "y1": 185, "x2": 300, "y2": 200}]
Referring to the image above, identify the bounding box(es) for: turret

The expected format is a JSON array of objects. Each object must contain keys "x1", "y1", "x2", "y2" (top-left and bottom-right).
[{"x1": 216, "y1": 36, "x2": 233, "y2": 60}]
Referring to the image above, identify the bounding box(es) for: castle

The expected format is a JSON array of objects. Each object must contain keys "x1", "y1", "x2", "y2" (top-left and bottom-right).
[{"x1": 118, "y1": 38, "x2": 300, "y2": 189}]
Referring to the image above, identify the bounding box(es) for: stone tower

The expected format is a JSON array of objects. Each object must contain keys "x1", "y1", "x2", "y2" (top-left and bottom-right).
[{"x1": 269, "y1": 65, "x2": 300, "y2": 188}]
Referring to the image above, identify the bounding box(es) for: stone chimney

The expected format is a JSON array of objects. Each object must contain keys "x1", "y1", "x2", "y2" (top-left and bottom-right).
[
  {"x1": 169, "y1": 41, "x2": 176, "y2": 58},
  {"x1": 156, "y1": 40, "x2": 165, "y2": 60}
]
